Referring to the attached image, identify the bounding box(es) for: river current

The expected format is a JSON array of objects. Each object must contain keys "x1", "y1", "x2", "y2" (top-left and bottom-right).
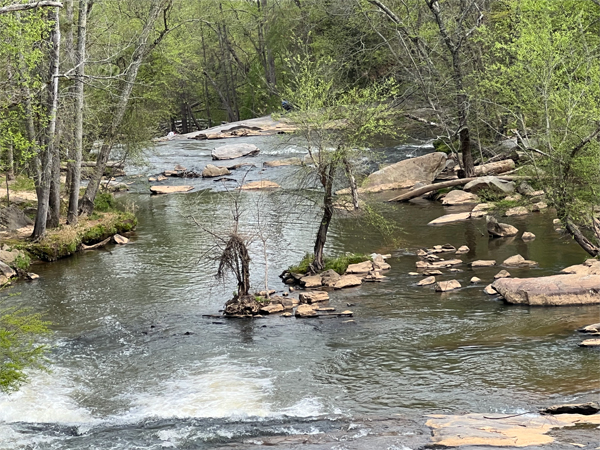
[{"x1": 0, "y1": 135, "x2": 598, "y2": 449}]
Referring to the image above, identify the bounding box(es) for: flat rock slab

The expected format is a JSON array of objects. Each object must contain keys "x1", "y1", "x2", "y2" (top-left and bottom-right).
[
  {"x1": 334, "y1": 275, "x2": 363, "y2": 289},
  {"x1": 472, "y1": 260, "x2": 496, "y2": 268},
  {"x1": 561, "y1": 259, "x2": 600, "y2": 275},
  {"x1": 263, "y1": 158, "x2": 302, "y2": 167},
  {"x1": 239, "y1": 180, "x2": 280, "y2": 190},
  {"x1": 346, "y1": 260, "x2": 373, "y2": 274},
  {"x1": 150, "y1": 185, "x2": 193, "y2": 194},
  {"x1": 428, "y1": 212, "x2": 471, "y2": 225},
  {"x1": 427, "y1": 413, "x2": 600, "y2": 448},
  {"x1": 579, "y1": 338, "x2": 600, "y2": 347},
  {"x1": 464, "y1": 176, "x2": 515, "y2": 194},
  {"x1": 202, "y1": 164, "x2": 231, "y2": 177},
  {"x1": 300, "y1": 275, "x2": 322, "y2": 288},
  {"x1": 416, "y1": 259, "x2": 462, "y2": 269},
  {"x1": 442, "y1": 190, "x2": 480, "y2": 205},
  {"x1": 493, "y1": 274, "x2": 600, "y2": 305},
  {"x1": 212, "y1": 143, "x2": 260, "y2": 160},
  {"x1": 364, "y1": 152, "x2": 447, "y2": 189},
  {"x1": 299, "y1": 291, "x2": 329, "y2": 304},
  {"x1": 541, "y1": 402, "x2": 600, "y2": 415},
  {"x1": 435, "y1": 280, "x2": 461, "y2": 292}
]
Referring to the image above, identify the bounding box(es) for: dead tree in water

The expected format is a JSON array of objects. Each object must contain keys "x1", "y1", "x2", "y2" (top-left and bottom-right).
[{"x1": 217, "y1": 233, "x2": 251, "y2": 298}]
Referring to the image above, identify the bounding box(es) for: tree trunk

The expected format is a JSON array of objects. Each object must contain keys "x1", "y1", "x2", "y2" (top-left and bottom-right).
[
  {"x1": 80, "y1": 0, "x2": 169, "y2": 215},
  {"x1": 67, "y1": 0, "x2": 88, "y2": 225},
  {"x1": 343, "y1": 157, "x2": 360, "y2": 209},
  {"x1": 312, "y1": 164, "x2": 336, "y2": 273},
  {"x1": 47, "y1": 130, "x2": 61, "y2": 228},
  {"x1": 32, "y1": 7, "x2": 60, "y2": 240},
  {"x1": 6, "y1": 144, "x2": 15, "y2": 181}
]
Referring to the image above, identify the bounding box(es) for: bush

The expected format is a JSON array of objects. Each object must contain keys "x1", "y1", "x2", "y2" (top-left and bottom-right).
[
  {"x1": 94, "y1": 193, "x2": 116, "y2": 212},
  {"x1": 289, "y1": 252, "x2": 370, "y2": 275}
]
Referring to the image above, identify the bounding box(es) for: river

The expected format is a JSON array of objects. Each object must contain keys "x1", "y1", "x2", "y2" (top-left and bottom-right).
[{"x1": 0, "y1": 135, "x2": 598, "y2": 449}]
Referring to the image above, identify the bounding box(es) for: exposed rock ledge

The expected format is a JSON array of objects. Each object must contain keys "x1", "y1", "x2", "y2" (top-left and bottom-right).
[{"x1": 493, "y1": 270, "x2": 600, "y2": 306}]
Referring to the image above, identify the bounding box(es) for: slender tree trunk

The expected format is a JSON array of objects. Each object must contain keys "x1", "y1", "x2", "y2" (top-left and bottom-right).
[
  {"x1": 343, "y1": 156, "x2": 360, "y2": 210},
  {"x1": 32, "y1": 7, "x2": 60, "y2": 240},
  {"x1": 80, "y1": 0, "x2": 169, "y2": 215},
  {"x1": 312, "y1": 164, "x2": 336, "y2": 273},
  {"x1": 200, "y1": 24, "x2": 212, "y2": 128},
  {"x1": 67, "y1": 0, "x2": 88, "y2": 224},
  {"x1": 47, "y1": 126, "x2": 61, "y2": 228},
  {"x1": 7, "y1": 144, "x2": 15, "y2": 181}
]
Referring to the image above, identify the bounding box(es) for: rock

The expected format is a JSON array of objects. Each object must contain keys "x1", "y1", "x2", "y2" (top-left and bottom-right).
[
  {"x1": 263, "y1": 158, "x2": 302, "y2": 167},
  {"x1": 505, "y1": 206, "x2": 529, "y2": 217},
  {"x1": 363, "y1": 271, "x2": 386, "y2": 282},
  {"x1": 363, "y1": 152, "x2": 447, "y2": 190},
  {"x1": 492, "y1": 274, "x2": 600, "y2": 305},
  {"x1": 428, "y1": 212, "x2": 472, "y2": 225},
  {"x1": 416, "y1": 249, "x2": 428, "y2": 256},
  {"x1": 299, "y1": 291, "x2": 329, "y2": 304},
  {"x1": 455, "y1": 245, "x2": 470, "y2": 255},
  {"x1": 317, "y1": 307, "x2": 336, "y2": 312},
  {"x1": 334, "y1": 275, "x2": 363, "y2": 289},
  {"x1": 471, "y1": 260, "x2": 496, "y2": 268},
  {"x1": 517, "y1": 181, "x2": 535, "y2": 195},
  {"x1": 424, "y1": 270, "x2": 443, "y2": 276},
  {"x1": 260, "y1": 303, "x2": 284, "y2": 314},
  {"x1": 503, "y1": 254, "x2": 538, "y2": 267},
  {"x1": 434, "y1": 280, "x2": 461, "y2": 292},
  {"x1": 163, "y1": 171, "x2": 179, "y2": 177},
  {"x1": 448, "y1": 268, "x2": 462, "y2": 273},
  {"x1": 0, "y1": 246, "x2": 22, "y2": 265},
  {"x1": 484, "y1": 284, "x2": 497, "y2": 295},
  {"x1": 0, "y1": 261, "x2": 16, "y2": 279},
  {"x1": 282, "y1": 312, "x2": 292, "y2": 317},
  {"x1": 346, "y1": 260, "x2": 374, "y2": 274},
  {"x1": 372, "y1": 254, "x2": 391, "y2": 270},
  {"x1": 487, "y1": 215, "x2": 519, "y2": 237},
  {"x1": 416, "y1": 259, "x2": 462, "y2": 269},
  {"x1": 224, "y1": 295, "x2": 261, "y2": 316},
  {"x1": 174, "y1": 164, "x2": 186, "y2": 171},
  {"x1": 408, "y1": 272, "x2": 420, "y2": 276},
  {"x1": 156, "y1": 175, "x2": 167, "y2": 182},
  {"x1": 541, "y1": 402, "x2": 600, "y2": 415},
  {"x1": 473, "y1": 159, "x2": 516, "y2": 176},
  {"x1": 300, "y1": 275, "x2": 322, "y2": 288},
  {"x1": 295, "y1": 304, "x2": 318, "y2": 318},
  {"x1": 579, "y1": 339, "x2": 600, "y2": 347},
  {"x1": 504, "y1": 194, "x2": 522, "y2": 202},
  {"x1": 148, "y1": 177, "x2": 156, "y2": 182},
  {"x1": 442, "y1": 190, "x2": 480, "y2": 205},
  {"x1": 470, "y1": 277, "x2": 481, "y2": 284},
  {"x1": 494, "y1": 270, "x2": 511, "y2": 279},
  {"x1": 464, "y1": 176, "x2": 515, "y2": 195},
  {"x1": 320, "y1": 269, "x2": 341, "y2": 287},
  {"x1": 0, "y1": 206, "x2": 33, "y2": 230},
  {"x1": 579, "y1": 323, "x2": 600, "y2": 333},
  {"x1": 472, "y1": 203, "x2": 493, "y2": 212},
  {"x1": 418, "y1": 276, "x2": 436, "y2": 286},
  {"x1": 522, "y1": 232, "x2": 536, "y2": 241},
  {"x1": 26, "y1": 272, "x2": 39, "y2": 280},
  {"x1": 150, "y1": 185, "x2": 193, "y2": 194},
  {"x1": 553, "y1": 218, "x2": 561, "y2": 224},
  {"x1": 113, "y1": 234, "x2": 129, "y2": 245},
  {"x1": 212, "y1": 143, "x2": 260, "y2": 160},
  {"x1": 239, "y1": 180, "x2": 280, "y2": 190},
  {"x1": 202, "y1": 164, "x2": 231, "y2": 177}
]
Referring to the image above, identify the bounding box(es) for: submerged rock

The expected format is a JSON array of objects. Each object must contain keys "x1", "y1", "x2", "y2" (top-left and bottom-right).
[{"x1": 492, "y1": 274, "x2": 600, "y2": 305}]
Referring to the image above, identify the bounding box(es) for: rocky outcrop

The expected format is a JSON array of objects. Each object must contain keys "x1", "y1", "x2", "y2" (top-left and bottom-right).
[
  {"x1": 487, "y1": 215, "x2": 519, "y2": 237},
  {"x1": 212, "y1": 143, "x2": 260, "y2": 160},
  {"x1": 363, "y1": 152, "x2": 447, "y2": 190},
  {"x1": 442, "y1": 190, "x2": 480, "y2": 205},
  {"x1": 239, "y1": 180, "x2": 280, "y2": 190},
  {"x1": 464, "y1": 176, "x2": 515, "y2": 195},
  {"x1": 0, "y1": 206, "x2": 33, "y2": 230},
  {"x1": 202, "y1": 164, "x2": 231, "y2": 177},
  {"x1": 561, "y1": 259, "x2": 600, "y2": 275},
  {"x1": 492, "y1": 274, "x2": 600, "y2": 305}
]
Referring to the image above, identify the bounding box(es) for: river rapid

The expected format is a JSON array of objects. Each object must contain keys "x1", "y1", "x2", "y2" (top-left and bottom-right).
[{"x1": 0, "y1": 135, "x2": 598, "y2": 449}]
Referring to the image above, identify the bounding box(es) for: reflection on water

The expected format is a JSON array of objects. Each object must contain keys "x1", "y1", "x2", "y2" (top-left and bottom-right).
[{"x1": 1, "y1": 136, "x2": 598, "y2": 448}]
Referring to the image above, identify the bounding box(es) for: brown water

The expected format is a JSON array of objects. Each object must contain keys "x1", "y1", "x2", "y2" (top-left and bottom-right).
[{"x1": 0, "y1": 136, "x2": 598, "y2": 449}]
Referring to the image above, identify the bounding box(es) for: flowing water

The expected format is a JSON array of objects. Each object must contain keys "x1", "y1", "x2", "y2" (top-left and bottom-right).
[{"x1": 1, "y1": 135, "x2": 598, "y2": 449}]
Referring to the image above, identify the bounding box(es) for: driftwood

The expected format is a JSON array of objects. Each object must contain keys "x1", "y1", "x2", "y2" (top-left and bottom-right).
[
  {"x1": 81, "y1": 236, "x2": 112, "y2": 250},
  {"x1": 388, "y1": 176, "x2": 526, "y2": 202}
]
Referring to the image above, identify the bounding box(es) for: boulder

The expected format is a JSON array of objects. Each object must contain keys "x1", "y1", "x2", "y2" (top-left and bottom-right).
[
  {"x1": 334, "y1": 275, "x2": 363, "y2": 289},
  {"x1": 202, "y1": 164, "x2": 231, "y2": 178},
  {"x1": 363, "y1": 152, "x2": 447, "y2": 189},
  {"x1": 503, "y1": 254, "x2": 538, "y2": 267},
  {"x1": 263, "y1": 158, "x2": 302, "y2": 167},
  {"x1": 484, "y1": 284, "x2": 497, "y2": 295},
  {"x1": 492, "y1": 274, "x2": 600, "y2": 305},
  {"x1": 260, "y1": 303, "x2": 284, "y2": 314},
  {"x1": 418, "y1": 276, "x2": 436, "y2": 286},
  {"x1": 295, "y1": 304, "x2": 318, "y2": 318},
  {"x1": 320, "y1": 269, "x2": 341, "y2": 287},
  {"x1": 494, "y1": 270, "x2": 511, "y2": 279},
  {"x1": 428, "y1": 212, "x2": 472, "y2": 225},
  {"x1": 435, "y1": 280, "x2": 461, "y2": 292},
  {"x1": 522, "y1": 232, "x2": 536, "y2": 241},
  {"x1": 150, "y1": 185, "x2": 193, "y2": 194},
  {"x1": 113, "y1": 234, "x2": 129, "y2": 245},
  {"x1": 0, "y1": 261, "x2": 16, "y2": 279},
  {"x1": 0, "y1": 206, "x2": 33, "y2": 230},
  {"x1": 471, "y1": 260, "x2": 496, "y2": 268},
  {"x1": 487, "y1": 215, "x2": 519, "y2": 237},
  {"x1": 470, "y1": 277, "x2": 481, "y2": 284},
  {"x1": 464, "y1": 176, "x2": 515, "y2": 195},
  {"x1": 300, "y1": 275, "x2": 322, "y2": 288},
  {"x1": 299, "y1": 291, "x2": 329, "y2": 304},
  {"x1": 239, "y1": 180, "x2": 280, "y2": 190},
  {"x1": 455, "y1": 245, "x2": 470, "y2": 255},
  {"x1": 442, "y1": 190, "x2": 480, "y2": 205},
  {"x1": 212, "y1": 143, "x2": 260, "y2": 160},
  {"x1": 505, "y1": 206, "x2": 529, "y2": 217},
  {"x1": 0, "y1": 246, "x2": 22, "y2": 265},
  {"x1": 346, "y1": 261, "x2": 374, "y2": 274}
]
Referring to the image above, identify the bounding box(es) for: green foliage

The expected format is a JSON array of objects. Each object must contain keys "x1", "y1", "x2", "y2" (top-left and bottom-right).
[
  {"x1": 323, "y1": 253, "x2": 370, "y2": 275},
  {"x1": 11, "y1": 176, "x2": 35, "y2": 192},
  {"x1": 94, "y1": 193, "x2": 117, "y2": 212},
  {"x1": 0, "y1": 305, "x2": 50, "y2": 393},
  {"x1": 13, "y1": 253, "x2": 31, "y2": 271},
  {"x1": 288, "y1": 253, "x2": 313, "y2": 274},
  {"x1": 477, "y1": 188, "x2": 504, "y2": 203}
]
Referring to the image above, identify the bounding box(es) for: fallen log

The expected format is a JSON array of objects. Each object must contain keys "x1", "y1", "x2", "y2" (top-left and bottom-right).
[
  {"x1": 81, "y1": 236, "x2": 112, "y2": 250},
  {"x1": 388, "y1": 176, "x2": 527, "y2": 202}
]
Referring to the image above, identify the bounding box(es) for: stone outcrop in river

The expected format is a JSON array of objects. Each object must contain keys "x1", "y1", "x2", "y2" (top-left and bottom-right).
[
  {"x1": 212, "y1": 143, "x2": 260, "y2": 160},
  {"x1": 363, "y1": 152, "x2": 447, "y2": 191}
]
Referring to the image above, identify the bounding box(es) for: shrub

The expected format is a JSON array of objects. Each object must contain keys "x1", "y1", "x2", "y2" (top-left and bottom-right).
[{"x1": 94, "y1": 193, "x2": 116, "y2": 212}]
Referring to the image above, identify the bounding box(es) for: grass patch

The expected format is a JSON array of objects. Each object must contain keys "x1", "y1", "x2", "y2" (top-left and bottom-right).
[
  {"x1": 11, "y1": 176, "x2": 35, "y2": 192},
  {"x1": 289, "y1": 252, "x2": 371, "y2": 275}
]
